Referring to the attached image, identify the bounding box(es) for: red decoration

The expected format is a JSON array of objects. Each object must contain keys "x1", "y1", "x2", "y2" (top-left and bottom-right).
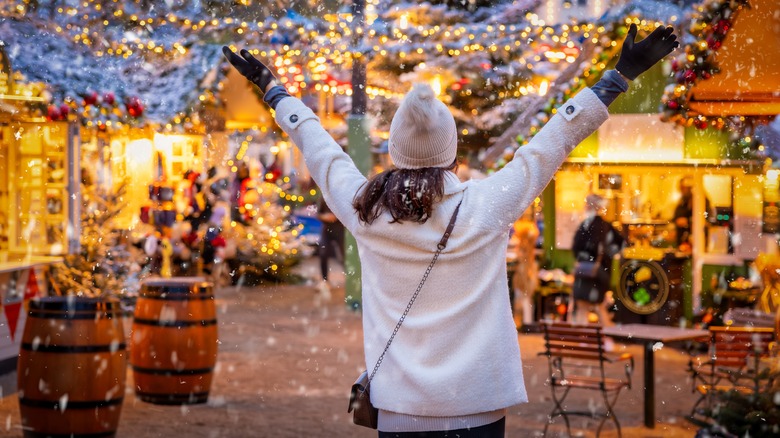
[
  {"x1": 713, "y1": 19, "x2": 731, "y2": 36},
  {"x1": 83, "y1": 90, "x2": 98, "y2": 106},
  {"x1": 667, "y1": 100, "x2": 680, "y2": 110},
  {"x1": 125, "y1": 96, "x2": 144, "y2": 118},
  {"x1": 47, "y1": 105, "x2": 61, "y2": 121},
  {"x1": 103, "y1": 92, "x2": 116, "y2": 105},
  {"x1": 59, "y1": 104, "x2": 70, "y2": 118},
  {"x1": 682, "y1": 70, "x2": 697, "y2": 83}
]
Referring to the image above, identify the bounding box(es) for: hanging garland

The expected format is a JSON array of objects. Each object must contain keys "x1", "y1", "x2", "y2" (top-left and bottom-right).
[
  {"x1": 47, "y1": 90, "x2": 146, "y2": 131},
  {"x1": 489, "y1": 19, "x2": 635, "y2": 171},
  {"x1": 659, "y1": 0, "x2": 768, "y2": 155}
]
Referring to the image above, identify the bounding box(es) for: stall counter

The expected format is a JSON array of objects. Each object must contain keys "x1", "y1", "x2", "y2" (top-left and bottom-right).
[{"x1": 0, "y1": 255, "x2": 60, "y2": 371}]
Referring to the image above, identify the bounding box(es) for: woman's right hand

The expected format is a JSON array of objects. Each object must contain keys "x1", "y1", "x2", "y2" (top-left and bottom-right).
[{"x1": 222, "y1": 46, "x2": 278, "y2": 94}]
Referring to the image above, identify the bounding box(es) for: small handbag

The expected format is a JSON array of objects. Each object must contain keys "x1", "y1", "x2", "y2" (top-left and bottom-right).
[
  {"x1": 573, "y1": 260, "x2": 599, "y2": 279},
  {"x1": 348, "y1": 201, "x2": 462, "y2": 429},
  {"x1": 349, "y1": 371, "x2": 376, "y2": 428}
]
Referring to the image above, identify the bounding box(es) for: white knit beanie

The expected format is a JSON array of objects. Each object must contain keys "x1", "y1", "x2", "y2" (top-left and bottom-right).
[{"x1": 388, "y1": 83, "x2": 457, "y2": 169}]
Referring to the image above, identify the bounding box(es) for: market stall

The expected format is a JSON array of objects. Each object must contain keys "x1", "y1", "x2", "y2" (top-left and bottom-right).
[
  {"x1": 0, "y1": 47, "x2": 75, "y2": 369},
  {"x1": 550, "y1": 0, "x2": 779, "y2": 325}
]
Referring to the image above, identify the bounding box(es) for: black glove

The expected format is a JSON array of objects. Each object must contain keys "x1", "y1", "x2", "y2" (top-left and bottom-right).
[
  {"x1": 222, "y1": 46, "x2": 277, "y2": 93},
  {"x1": 615, "y1": 24, "x2": 679, "y2": 80}
]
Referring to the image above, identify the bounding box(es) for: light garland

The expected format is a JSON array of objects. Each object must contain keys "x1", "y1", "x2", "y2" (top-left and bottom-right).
[{"x1": 659, "y1": 0, "x2": 769, "y2": 156}]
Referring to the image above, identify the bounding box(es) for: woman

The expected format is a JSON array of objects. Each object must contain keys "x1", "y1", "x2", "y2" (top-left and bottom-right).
[{"x1": 224, "y1": 23, "x2": 676, "y2": 437}]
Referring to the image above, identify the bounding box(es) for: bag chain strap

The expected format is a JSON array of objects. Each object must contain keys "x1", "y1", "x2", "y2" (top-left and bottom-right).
[{"x1": 367, "y1": 201, "x2": 462, "y2": 385}]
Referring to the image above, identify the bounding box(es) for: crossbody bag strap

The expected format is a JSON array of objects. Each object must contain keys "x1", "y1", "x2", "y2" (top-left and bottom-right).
[{"x1": 366, "y1": 200, "x2": 462, "y2": 384}]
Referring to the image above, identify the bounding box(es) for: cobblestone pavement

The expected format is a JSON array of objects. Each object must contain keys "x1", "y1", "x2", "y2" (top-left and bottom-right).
[{"x1": 0, "y1": 258, "x2": 702, "y2": 437}]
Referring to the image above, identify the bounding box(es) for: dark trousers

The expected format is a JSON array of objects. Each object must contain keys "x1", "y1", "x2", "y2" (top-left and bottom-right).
[
  {"x1": 378, "y1": 417, "x2": 505, "y2": 438},
  {"x1": 319, "y1": 227, "x2": 344, "y2": 281}
]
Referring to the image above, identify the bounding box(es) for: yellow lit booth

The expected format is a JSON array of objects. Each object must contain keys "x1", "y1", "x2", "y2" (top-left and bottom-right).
[
  {"x1": 0, "y1": 53, "x2": 77, "y2": 369},
  {"x1": 552, "y1": 0, "x2": 778, "y2": 325}
]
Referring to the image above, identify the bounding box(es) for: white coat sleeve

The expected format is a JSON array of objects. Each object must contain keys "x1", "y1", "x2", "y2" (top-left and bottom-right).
[
  {"x1": 467, "y1": 87, "x2": 610, "y2": 232},
  {"x1": 273, "y1": 97, "x2": 366, "y2": 232}
]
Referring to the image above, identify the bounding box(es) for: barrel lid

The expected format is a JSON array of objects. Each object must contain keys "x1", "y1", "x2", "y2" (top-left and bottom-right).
[
  {"x1": 141, "y1": 277, "x2": 213, "y2": 295},
  {"x1": 29, "y1": 296, "x2": 121, "y2": 312}
]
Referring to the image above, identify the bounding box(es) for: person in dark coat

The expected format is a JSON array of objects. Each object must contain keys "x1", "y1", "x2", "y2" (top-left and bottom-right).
[
  {"x1": 316, "y1": 196, "x2": 345, "y2": 299},
  {"x1": 572, "y1": 194, "x2": 624, "y2": 325}
]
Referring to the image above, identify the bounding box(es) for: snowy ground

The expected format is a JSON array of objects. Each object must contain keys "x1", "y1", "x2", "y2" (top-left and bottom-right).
[{"x1": 0, "y1": 255, "x2": 702, "y2": 437}]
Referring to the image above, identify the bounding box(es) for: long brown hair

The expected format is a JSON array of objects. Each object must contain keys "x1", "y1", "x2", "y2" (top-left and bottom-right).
[{"x1": 353, "y1": 161, "x2": 457, "y2": 225}]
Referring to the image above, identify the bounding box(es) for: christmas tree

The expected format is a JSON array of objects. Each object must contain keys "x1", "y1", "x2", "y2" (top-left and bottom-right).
[{"x1": 49, "y1": 182, "x2": 142, "y2": 299}]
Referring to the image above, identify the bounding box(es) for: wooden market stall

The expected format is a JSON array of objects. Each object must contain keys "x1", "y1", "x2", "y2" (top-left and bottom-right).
[
  {"x1": 548, "y1": 0, "x2": 780, "y2": 326},
  {"x1": 0, "y1": 47, "x2": 76, "y2": 370}
]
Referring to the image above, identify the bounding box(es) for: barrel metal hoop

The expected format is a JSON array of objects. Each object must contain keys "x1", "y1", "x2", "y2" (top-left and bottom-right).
[
  {"x1": 18, "y1": 396, "x2": 124, "y2": 409},
  {"x1": 27, "y1": 310, "x2": 121, "y2": 320},
  {"x1": 138, "y1": 293, "x2": 214, "y2": 301},
  {"x1": 132, "y1": 318, "x2": 217, "y2": 328},
  {"x1": 21, "y1": 343, "x2": 126, "y2": 353},
  {"x1": 131, "y1": 365, "x2": 214, "y2": 376}
]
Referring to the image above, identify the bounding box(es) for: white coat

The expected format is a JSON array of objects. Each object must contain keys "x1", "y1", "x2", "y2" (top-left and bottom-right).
[{"x1": 272, "y1": 87, "x2": 609, "y2": 418}]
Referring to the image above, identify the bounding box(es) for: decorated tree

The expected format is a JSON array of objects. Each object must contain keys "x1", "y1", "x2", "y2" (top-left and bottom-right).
[
  {"x1": 49, "y1": 182, "x2": 142, "y2": 299},
  {"x1": 222, "y1": 180, "x2": 310, "y2": 284}
]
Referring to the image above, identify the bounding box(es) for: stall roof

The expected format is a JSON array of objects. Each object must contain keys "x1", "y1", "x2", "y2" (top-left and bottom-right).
[
  {"x1": 0, "y1": 17, "x2": 264, "y2": 126},
  {"x1": 688, "y1": 0, "x2": 780, "y2": 116}
]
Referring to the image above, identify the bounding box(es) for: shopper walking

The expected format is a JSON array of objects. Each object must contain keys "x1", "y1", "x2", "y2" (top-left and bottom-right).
[
  {"x1": 571, "y1": 193, "x2": 624, "y2": 325},
  {"x1": 223, "y1": 23, "x2": 677, "y2": 437},
  {"x1": 316, "y1": 195, "x2": 345, "y2": 300}
]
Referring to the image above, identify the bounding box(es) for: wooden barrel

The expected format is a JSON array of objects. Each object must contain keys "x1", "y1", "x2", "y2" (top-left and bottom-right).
[
  {"x1": 18, "y1": 296, "x2": 127, "y2": 438},
  {"x1": 131, "y1": 277, "x2": 218, "y2": 404}
]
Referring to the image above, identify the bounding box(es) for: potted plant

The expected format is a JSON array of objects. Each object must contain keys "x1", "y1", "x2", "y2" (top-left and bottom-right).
[
  {"x1": 693, "y1": 367, "x2": 780, "y2": 438},
  {"x1": 17, "y1": 182, "x2": 140, "y2": 438}
]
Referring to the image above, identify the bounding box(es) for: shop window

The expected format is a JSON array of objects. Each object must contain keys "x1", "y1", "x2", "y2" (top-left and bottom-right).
[
  {"x1": 3, "y1": 122, "x2": 69, "y2": 255},
  {"x1": 703, "y1": 174, "x2": 733, "y2": 254}
]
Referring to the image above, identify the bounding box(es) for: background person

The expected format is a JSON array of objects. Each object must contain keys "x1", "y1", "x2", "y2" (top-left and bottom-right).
[
  {"x1": 224, "y1": 22, "x2": 677, "y2": 437},
  {"x1": 317, "y1": 196, "x2": 345, "y2": 300},
  {"x1": 571, "y1": 193, "x2": 624, "y2": 325},
  {"x1": 673, "y1": 175, "x2": 713, "y2": 252},
  {"x1": 511, "y1": 218, "x2": 540, "y2": 330}
]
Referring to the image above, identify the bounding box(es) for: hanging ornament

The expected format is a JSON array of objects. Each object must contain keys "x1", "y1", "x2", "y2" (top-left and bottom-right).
[
  {"x1": 125, "y1": 96, "x2": 144, "y2": 118},
  {"x1": 83, "y1": 90, "x2": 98, "y2": 106},
  {"x1": 47, "y1": 105, "x2": 61, "y2": 121}
]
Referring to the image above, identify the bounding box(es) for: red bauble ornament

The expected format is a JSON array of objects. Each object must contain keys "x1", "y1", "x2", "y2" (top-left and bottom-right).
[
  {"x1": 667, "y1": 100, "x2": 680, "y2": 110},
  {"x1": 47, "y1": 105, "x2": 61, "y2": 121},
  {"x1": 125, "y1": 96, "x2": 144, "y2": 118},
  {"x1": 695, "y1": 118, "x2": 708, "y2": 130},
  {"x1": 103, "y1": 92, "x2": 115, "y2": 106},
  {"x1": 83, "y1": 91, "x2": 98, "y2": 106},
  {"x1": 714, "y1": 19, "x2": 731, "y2": 36},
  {"x1": 59, "y1": 104, "x2": 69, "y2": 118},
  {"x1": 682, "y1": 70, "x2": 697, "y2": 83}
]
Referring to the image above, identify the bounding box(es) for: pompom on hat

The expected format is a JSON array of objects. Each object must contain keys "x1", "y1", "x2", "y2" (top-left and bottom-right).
[{"x1": 389, "y1": 83, "x2": 458, "y2": 169}]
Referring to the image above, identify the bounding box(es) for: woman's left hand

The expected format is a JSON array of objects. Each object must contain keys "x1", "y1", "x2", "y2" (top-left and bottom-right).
[{"x1": 222, "y1": 46, "x2": 278, "y2": 94}]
